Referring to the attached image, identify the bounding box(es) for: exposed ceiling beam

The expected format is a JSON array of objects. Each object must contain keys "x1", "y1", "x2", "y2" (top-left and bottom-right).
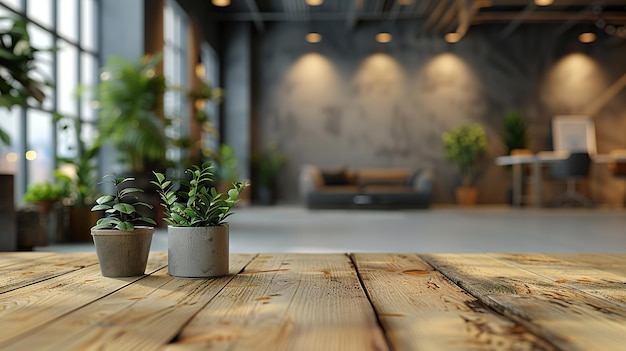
[
  {"x1": 245, "y1": 0, "x2": 265, "y2": 32},
  {"x1": 422, "y1": 0, "x2": 451, "y2": 33},
  {"x1": 207, "y1": 11, "x2": 429, "y2": 22},
  {"x1": 500, "y1": 4, "x2": 537, "y2": 38},
  {"x1": 473, "y1": 11, "x2": 626, "y2": 24},
  {"x1": 347, "y1": 0, "x2": 364, "y2": 30}
]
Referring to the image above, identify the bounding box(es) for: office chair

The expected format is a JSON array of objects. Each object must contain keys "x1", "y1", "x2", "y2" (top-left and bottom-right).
[
  {"x1": 549, "y1": 152, "x2": 594, "y2": 207},
  {"x1": 608, "y1": 149, "x2": 626, "y2": 207}
]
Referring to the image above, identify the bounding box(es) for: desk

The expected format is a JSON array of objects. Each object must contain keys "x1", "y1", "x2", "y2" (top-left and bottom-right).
[
  {"x1": 2, "y1": 252, "x2": 626, "y2": 350},
  {"x1": 496, "y1": 152, "x2": 568, "y2": 207}
]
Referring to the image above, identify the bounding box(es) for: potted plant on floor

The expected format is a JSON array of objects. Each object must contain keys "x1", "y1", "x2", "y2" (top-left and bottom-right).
[
  {"x1": 90, "y1": 175, "x2": 156, "y2": 277},
  {"x1": 251, "y1": 143, "x2": 287, "y2": 205},
  {"x1": 442, "y1": 123, "x2": 488, "y2": 206},
  {"x1": 22, "y1": 181, "x2": 69, "y2": 246},
  {"x1": 152, "y1": 162, "x2": 248, "y2": 278}
]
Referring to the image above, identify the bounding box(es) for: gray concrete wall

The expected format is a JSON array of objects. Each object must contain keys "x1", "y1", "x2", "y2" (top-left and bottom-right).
[
  {"x1": 222, "y1": 23, "x2": 252, "y2": 182},
  {"x1": 246, "y1": 21, "x2": 626, "y2": 205}
]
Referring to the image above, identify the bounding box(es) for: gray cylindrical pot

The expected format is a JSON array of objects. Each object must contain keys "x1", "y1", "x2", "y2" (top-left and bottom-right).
[
  {"x1": 91, "y1": 226, "x2": 154, "y2": 277},
  {"x1": 168, "y1": 224, "x2": 229, "y2": 278}
]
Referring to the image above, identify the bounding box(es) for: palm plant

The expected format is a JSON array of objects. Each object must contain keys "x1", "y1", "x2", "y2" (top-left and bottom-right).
[{"x1": 96, "y1": 54, "x2": 167, "y2": 173}]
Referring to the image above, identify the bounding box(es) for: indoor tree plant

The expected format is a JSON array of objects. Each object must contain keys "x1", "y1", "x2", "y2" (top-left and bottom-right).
[
  {"x1": 54, "y1": 114, "x2": 102, "y2": 242},
  {"x1": 90, "y1": 175, "x2": 156, "y2": 277},
  {"x1": 502, "y1": 111, "x2": 529, "y2": 155},
  {"x1": 152, "y1": 162, "x2": 247, "y2": 278},
  {"x1": 442, "y1": 123, "x2": 488, "y2": 206},
  {"x1": 251, "y1": 143, "x2": 287, "y2": 205}
]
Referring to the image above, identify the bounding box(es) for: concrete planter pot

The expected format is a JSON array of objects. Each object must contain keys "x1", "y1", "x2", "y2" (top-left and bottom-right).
[
  {"x1": 168, "y1": 224, "x2": 229, "y2": 278},
  {"x1": 91, "y1": 226, "x2": 154, "y2": 277}
]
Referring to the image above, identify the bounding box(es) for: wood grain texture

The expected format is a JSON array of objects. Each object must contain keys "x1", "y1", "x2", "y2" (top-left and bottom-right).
[
  {"x1": 353, "y1": 253, "x2": 555, "y2": 351},
  {"x1": 0, "y1": 252, "x2": 54, "y2": 268},
  {"x1": 1, "y1": 253, "x2": 253, "y2": 351},
  {"x1": 166, "y1": 254, "x2": 388, "y2": 351},
  {"x1": 0, "y1": 252, "x2": 98, "y2": 294},
  {"x1": 0, "y1": 252, "x2": 167, "y2": 348},
  {"x1": 491, "y1": 253, "x2": 626, "y2": 307},
  {"x1": 421, "y1": 253, "x2": 626, "y2": 351}
]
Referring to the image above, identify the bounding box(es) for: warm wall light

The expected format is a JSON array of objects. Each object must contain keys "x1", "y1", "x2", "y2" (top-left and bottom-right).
[
  {"x1": 534, "y1": 0, "x2": 553, "y2": 6},
  {"x1": 306, "y1": 32, "x2": 322, "y2": 43},
  {"x1": 212, "y1": 0, "x2": 230, "y2": 7},
  {"x1": 578, "y1": 32, "x2": 597, "y2": 43},
  {"x1": 305, "y1": 0, "x2": 323, "y2": 6},
  {"x1": 195, "y1": 62, "x2": 206, "y2": 79},
  {"x1": 6, "y1": 152, "x2": 17, "y2": 163},
  {"x1": 444, "y1": 32, "x2": 462, "y2": 43},
  {"x1": 376, "y1": 32, "x2": 392, "y2": 43}
]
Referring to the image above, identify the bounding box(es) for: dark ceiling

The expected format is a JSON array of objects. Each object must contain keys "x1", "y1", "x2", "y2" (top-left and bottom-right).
[{"x1": 187, "y1": 0, "x2": 626, "y2": 39}]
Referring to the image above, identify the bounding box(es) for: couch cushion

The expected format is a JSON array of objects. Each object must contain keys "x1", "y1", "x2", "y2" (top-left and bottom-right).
[
  {"x1": 357, "y1": 168, "x2": 411, "y2": 186},
  {"x1": 321, "y1": 168, "x2": 354, "y2": 186},
  {"x1": 362, "y1": 185, "x2": 413, "y2": 194}
]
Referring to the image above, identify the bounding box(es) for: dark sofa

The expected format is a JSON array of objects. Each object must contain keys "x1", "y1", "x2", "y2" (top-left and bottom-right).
[{"x1": 299, "y1": 165, "x2": 433, "y2": 209}]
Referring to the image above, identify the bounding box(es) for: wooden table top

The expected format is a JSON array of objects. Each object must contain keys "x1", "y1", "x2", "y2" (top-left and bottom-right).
[{"x1": 1, "y1": 252, "x2": 625, "y2": 350}]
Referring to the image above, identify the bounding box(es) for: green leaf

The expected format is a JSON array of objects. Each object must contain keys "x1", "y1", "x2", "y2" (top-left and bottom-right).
[
  {"x1": 91, "y1": 204, "x2": 111, "y2": 211},
  {"x1": 96, "y1": 195, "x2": 114, "y2": 204},
  {"x1": 120, "y1": 187, "x2": 144, "y2": 197},
  {"x1": 113, "y1": 203, "x2": 135, "y2": 214},
  {"x1": 138, "y1": 217, "x2": 156, "y2": 225},
  {"x1": 153, "y1": 172, "x2": 165, "y2": 183},
  {"x1": 117, "y1": 221, "x2": 135, "y2": 231}
]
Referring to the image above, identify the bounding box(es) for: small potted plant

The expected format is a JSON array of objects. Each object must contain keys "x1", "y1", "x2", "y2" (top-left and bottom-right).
[
  {"x1": 152, "y1": 162, "x2": 247, "y2": 278},
  {"x1": 442, "y1": 123, "x2": 488, "y2": 206},
  {"x1": 90, "y1": 175, "x2": 156, "y2": 277}
]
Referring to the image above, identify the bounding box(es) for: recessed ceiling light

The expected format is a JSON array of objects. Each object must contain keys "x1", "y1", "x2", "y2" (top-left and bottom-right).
[
  {"x1": 578, "y1": 32, "x2": 596, "y2": 43},
  {"x1": 444, "y1": 32, "x2": 462, "y2": 43},
  {"x1": 534, "y1": 0, "x2": 553, "y2": 6},
  {"x1": 306, "y1": 0, "x2": 323, "y2": 6},
  {"x1": 306, "y1": 33, "x2": 322, "y2": 43},
  {"x1": 376, "y1": 32, "x2": 392, "y2": 43},
  {"x1": 212, "y1": 0, "x2": 230, "y2": 6}
]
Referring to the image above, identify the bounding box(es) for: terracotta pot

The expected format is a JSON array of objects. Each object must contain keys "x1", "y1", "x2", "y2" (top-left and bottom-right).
[
  {"x1": 91, "y1": 226, "x2": 154, "y2": 277},
  {"x1": 455, "y1": 187, "x2": 479, "y2": 206},
  {"x1": 167, "y1": 224, "x2": 229, "y2": 278}
]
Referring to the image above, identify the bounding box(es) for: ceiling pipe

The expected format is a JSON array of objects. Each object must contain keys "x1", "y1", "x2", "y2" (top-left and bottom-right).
[{"x1": 245, "y1": 0, "x2": 265, "y2": 32}]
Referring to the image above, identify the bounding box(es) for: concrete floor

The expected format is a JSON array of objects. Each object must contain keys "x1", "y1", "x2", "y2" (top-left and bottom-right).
[{"x1": 37, "y1": 205, "x2": 626, "y2": 254}]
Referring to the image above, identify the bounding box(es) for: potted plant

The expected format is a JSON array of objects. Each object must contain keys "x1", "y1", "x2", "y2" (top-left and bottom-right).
[
  {"x1": 442, "y1": 123, "x2": 488, "y2": 206},
  {"x1": 251, "y1": 143, "x2": 287, "y2": 205},
  {"x1": 502, "y1": 111, "x2": 529, "y2": 155},
  {"x1": 90, "y1": 175, "x2": 156, "y2": 277},
  {"x1": 22, "y1": 181, "x2": 68, "y2": 246},
  {"x1": 152, "y1": 162, "x2": 247, "y2": 278},
  {"x1": 54, "y1": 114, "x2": 102, "y2": 242}
]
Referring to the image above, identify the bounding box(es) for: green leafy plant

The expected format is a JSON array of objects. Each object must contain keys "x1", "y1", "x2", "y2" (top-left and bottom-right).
[
  {"x1": 442, "y1": 123, "x2": 488, "y2": 187},
  {"x1": 54, "y1": 114, "x2": 101, "y2": 207},
  {"x1": 152, "y1": 162, "x2": 248, "y2": 227},
  {"x1": 96, "y1": 54, "x2": 167, "y2": 173},
  {"x1": 216, "y1": 144, "x2": 239, "y2": 184},
  {"x1": 22, "y1": 181, "x2": 68, "y2": 203},
  {"x1": 502, "y1": 111, "x2": 528, "y2": 155},
  {"x1": 0, "y1": 16, "x2": 49, "y2": 145},
  {"x1": 252, "y1": 143, "x2": 287, "y2": 189},
  {"x1": 91, "y1": 175, "x2": 156, "y2": 231}
]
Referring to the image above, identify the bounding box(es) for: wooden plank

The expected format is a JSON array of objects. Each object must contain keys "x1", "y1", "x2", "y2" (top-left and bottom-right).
[
  {"x1": 165, "y1": 254, "x2": 388, "y2": 351},
  {"x1": 0, "y1": 252, "x2": 167, "y2": 347},
  {"x1": 0, "y1": 252, "x2": 55, "y2": 268},
  {"x1": 1, "y1": 254, "x2": 255, "y2": 351},
  {"x1": 491, "y1": 253, "x2": 626, "y2": 307},
  {"x1": 353, "y1": 253, "x2": 555, "y2": 351},
  {"x1": 550, "y1": 253, "x2": 626, "y2": 278},
  {"x1": 421, "y1": 253, "x2": 626, "y2": 351},
  {"x1": 0, "y1": 252, "x2": 99, "y2": 294}
]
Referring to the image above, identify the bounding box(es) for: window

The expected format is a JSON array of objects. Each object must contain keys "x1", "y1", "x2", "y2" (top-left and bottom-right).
[
  {"x1": 0, "y1": 1, "x2": 100, "y2": 203},
  {"x1": 164, "y1": 0, "x2": 190, "y2": 169}
]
